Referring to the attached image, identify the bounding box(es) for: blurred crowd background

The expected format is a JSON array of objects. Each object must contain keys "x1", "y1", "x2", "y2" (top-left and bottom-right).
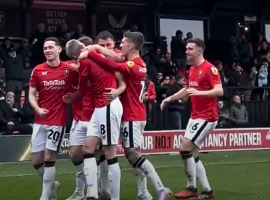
[{"x1": 0, "y1": 0, "x2": 270, "y2": 135}]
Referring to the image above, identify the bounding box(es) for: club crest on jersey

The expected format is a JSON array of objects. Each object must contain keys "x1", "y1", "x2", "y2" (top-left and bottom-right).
[
  {"x1": 64, "y1": 69, "x2": 69, "y2": 75},
  {"x1": 211, "y1": 67, "x2": 218, "y2": 75},
  {"x1": 126, "y1": 61, "x2": 134, "y2": 67}
]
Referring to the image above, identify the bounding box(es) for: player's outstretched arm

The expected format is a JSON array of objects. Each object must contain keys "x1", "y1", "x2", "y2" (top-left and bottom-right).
[
  {"x1": 29, "y1": 86, "x2": 40, "y2": 112},
  {"x1": 170, "y1": 87, "x2": 188, "y2": 101},
  {"x1": 88, "y1": 52, "x2": 128, "y2": 73},
  {"x1": 115, "y1": 71, "x2": 126, "y2": 95}
]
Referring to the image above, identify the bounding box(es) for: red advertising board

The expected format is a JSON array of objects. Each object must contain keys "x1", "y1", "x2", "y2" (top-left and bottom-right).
[{"x1": 116, "y1": 128, "x2": 270, "y2": 156}]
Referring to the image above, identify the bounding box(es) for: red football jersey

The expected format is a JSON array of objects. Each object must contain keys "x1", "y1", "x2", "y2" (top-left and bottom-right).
[
  {"x1": 88, "y1": 52, "x2": 146, "y2": 121},
  {"x1": 188, "y1": 61, "x2": 221, "y2": 121},
  {"x1": 64, "y1": 61, "x2": 83, "y2": 121},
  {"x1": 120, "y1": 58, "x2": 147, "y2": 121},
  {"x1": 80, "y1": 90, "x2": 95, "y2": 121},
  {"x1": 29, "y1": 62, "x2": 77, "y2": 126},
  {"x1": 78, "y1": 56, "x2": 117, "y2": 108}
]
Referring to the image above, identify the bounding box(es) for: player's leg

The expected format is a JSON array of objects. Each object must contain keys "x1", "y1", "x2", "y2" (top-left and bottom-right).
[
  {"x1": 121, "y1": 121, "x2": 152, "y2": 200},
  {"x1": 192, "y1": 121, "x2": 217, "y2": 199},
  {"x1": 31, "y1": 124, "x2": 46, "y2": 179},
  {"x1": 31, "y1": 124, "x2": 47, "y2": 199},
  {"x1": 193, "y1": 149, "x2": 214, "y2": 199},
  {"x1": 121, "y1": 121, "x2": 170, "y2": 200},
  {"x1": 99, "y1": 98, "x2": 122, "y2": 200},
  {"x1": 67, "y1": 120, "x2": 87, "y2": 200},
  {"x1": 175, "y1": 119, "x2": 216, "y2": 199},
  {"x1": 95, "y1": 148, "x2": 110, "y2": 199},
  {"x1": 42, "y1": 125, "x2": 65, "y2": 200},
  {"x1": 83, "y1": 113, "x2": 100, "y2": 199}
]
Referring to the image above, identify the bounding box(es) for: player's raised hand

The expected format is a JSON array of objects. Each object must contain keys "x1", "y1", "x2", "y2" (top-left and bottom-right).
[
  {"x1": 103, "y1": 88, "x2": 119, "y2": 101},
  {"x1": 186, "y1": 88, "x2": 201, "y2": 96},
  {"x1": 38, "y1": 108, "x2": 49, "y2": 118},
  {"x1": 62, "y1": 93, "x2": 74, "y2": 103},
  {"x1": 160, "y1": 97, "x2": 171, "y2": 111}
]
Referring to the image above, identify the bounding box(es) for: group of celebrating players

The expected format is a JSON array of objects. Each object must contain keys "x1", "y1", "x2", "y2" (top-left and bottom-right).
[{"x1": 28, "y1": 29, "x2": 223, "y2": 200}]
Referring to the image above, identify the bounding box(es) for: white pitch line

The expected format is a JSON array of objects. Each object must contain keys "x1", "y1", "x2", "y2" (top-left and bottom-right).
[{"x1": 0, "y1": 159, "x2": 269, "y2": 178}]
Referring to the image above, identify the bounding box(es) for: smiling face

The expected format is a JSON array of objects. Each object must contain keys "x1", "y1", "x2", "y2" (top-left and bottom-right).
[
  {"x1": 186, "y1": 42, "x2": 202, "y2": 61},
  {"x1": 43, "y1": 41, "x2": 61, "y2": 61}
]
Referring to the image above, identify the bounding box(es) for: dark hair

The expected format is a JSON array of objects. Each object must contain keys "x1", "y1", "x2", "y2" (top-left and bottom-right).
[
  {"x1": 176, "y1": 30, "x2": 183, "y2": 36},
  {"x1": 96, "y1": 31, "x2": 114, "y2": 42},
  {"x1": 44, "y1": 37, "x2": 61, "y2": 46},
  {"x1": 123, "y1": 31, "x2": 145, "y2": 50},
  {"x1": 187, "y1": 38, "x2": 205, "y2": 51},
  {"x1": 78, "y1": 36, "x2": 93, "y2": 46}
]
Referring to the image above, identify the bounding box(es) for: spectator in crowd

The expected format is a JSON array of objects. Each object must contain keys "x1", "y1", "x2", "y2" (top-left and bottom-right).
[
  {"x1": 217, "y1": 100, "x2": 230, "y2": 128},
  {"x1": 21, "y1": 100, "x2": 35, "y2": 125},
  {"x1": 156, "y1": 76, "x2": 170, "y2": 103},
  {"x1": 16, "y1": 38, "x2": 32, "y2": 59},
  {"x1": 1, "y1": 37, "x2": 14, "y2": 53},
  {"x1": 30, "y1": 23, "x2": 48, "y2": 65},
  {"x1": 230, "y1": 36, "x2": 239, "y2": 62},
  {"x1": 143, "y1": 76, "x2": 156, "y2": 112},
  {"x1": 183, "y1": 32, "x2": 193, "y2": 43},
  {"x1": 21, "y1": 57, "x2": 33, "y2": 100},
  {"x1": 252, "y1": 50, "x2": 270, "y2": 100},
  {"x1": 143, "y1": 54, "x2": 157, "y2": 83},
  {"x1": 238, "y1": 34, "x2": 253, "y2": 69},
  {"x1": 171, "y1": 30, "x2": 186, "y2": 69},
  {"x1": 155, "y1": 72, "x2": 164, "y2": 88},
  {"x1": 71, "y1": 24, "x2": 84, "y2": 39},
  {"x1": 150, "y1": 48, "x2": 165, "y2": 72},
  {"x1": 0, "y1": 82, "x2": 5, "y2": 101},
  {"x1": 229, "y1": 95, "x2": 248, "y2": 126},
  {"x1": 257, "y1": 41, "x2": 268, "y2": 57},
  {"x1": 55, "y1": 23, "x2": 69, "y2": 40},
  {"x1": 166, "y1": 74, "x2": 185, "y2": 129},
  {"x1": 227, "y1": 63, "x2": 248, "y2": 97},
  {"x1": 163, "y1": 52, "x2": 178, "y2": 77},
  {"x1": 0, "y1": 39, "x2": 36, "y2": 104},
  {"x1": 250, "y1": 59, "x2": 258, "y2": 87},
  {"x1": 0, "y1": 60, "x2": 5, "y2": 84},
  {"x1": 0, "y1": 92, "x2": 32, "y2": 135},
  {"x1": 143, "y1": 76, "x2": 156, "y2": 130}
]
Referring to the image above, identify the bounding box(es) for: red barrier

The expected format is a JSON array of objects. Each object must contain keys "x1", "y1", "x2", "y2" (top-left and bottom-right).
[{"x1": 116, "y1": 128, "x2": 270, "y2": 155}]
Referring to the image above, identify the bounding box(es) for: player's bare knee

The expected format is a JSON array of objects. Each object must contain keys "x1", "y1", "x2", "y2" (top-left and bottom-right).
[
  {"x1": 83, "y1": 137, "x2": 99, "y2": 154},
  {"x1": 70, "y1": 146, "x2": 83, "y2": 161},
  {"x1": 44, "y1": 149, "x2": 56, "y2": 162},
  {"x1": 32, "y1": 152, "x2": 44, "y2": 165},
  {"x1": 179, "y1": 138, "x2": 193, "y2": 152},
  {"x1": 124, "y1": 147, "x2": 141, "y2": 165},
  {"x1": 103, "y1": 145, "x2": 117, "y2": 160}
]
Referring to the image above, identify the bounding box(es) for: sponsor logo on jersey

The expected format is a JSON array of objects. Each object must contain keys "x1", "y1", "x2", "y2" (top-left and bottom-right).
[
  {"x1": 189, "y1": 81, "x2": 199, "y2": 87},
  {"x1": 43, "y1": 80, "x2": 65, "y2": 86}
]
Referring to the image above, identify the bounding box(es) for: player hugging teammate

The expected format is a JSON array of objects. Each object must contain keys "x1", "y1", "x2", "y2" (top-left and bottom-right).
[
  {"x1": 161, "y1": 38, "x2": 223, "y2": 199},
  {"x1": 29, "y1": 31, "x2": 173, "y2": 200}
]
